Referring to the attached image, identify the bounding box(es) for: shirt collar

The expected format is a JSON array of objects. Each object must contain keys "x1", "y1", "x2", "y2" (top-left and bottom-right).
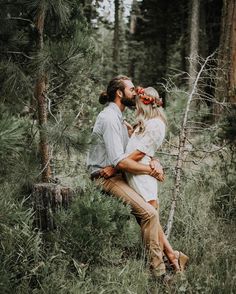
[{"x1": 108, "y1": 102, "x2": 123, "y2": 121}]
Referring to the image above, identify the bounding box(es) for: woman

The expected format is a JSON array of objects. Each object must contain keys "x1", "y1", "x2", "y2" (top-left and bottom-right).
[{"x1": 125, "y1": 86, "x2": 189, "y2": 273}]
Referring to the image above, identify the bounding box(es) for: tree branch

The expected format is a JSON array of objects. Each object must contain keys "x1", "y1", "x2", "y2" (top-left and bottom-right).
[
  {"x1": 3, "y1": 17, "x2": 33, "y2": 24},
  {"x1": 4, "y1": 51, "x2": 34, "y2": 59}
]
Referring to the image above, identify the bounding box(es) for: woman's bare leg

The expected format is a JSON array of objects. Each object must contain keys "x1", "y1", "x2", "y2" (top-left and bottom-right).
[{"x1": 148, "y1": 200, "x2": 180, "y2": 271}]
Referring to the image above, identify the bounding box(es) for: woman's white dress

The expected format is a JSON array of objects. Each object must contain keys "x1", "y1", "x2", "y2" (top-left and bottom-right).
[{"x1": 125, "y1": 118, "x2": 166, "y2": 202}]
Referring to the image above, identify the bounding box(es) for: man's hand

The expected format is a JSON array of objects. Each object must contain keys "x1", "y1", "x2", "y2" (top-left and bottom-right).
[
  {"x1": 100, "y1": 166, "x2": 117, "y2": 179},
  {"x1": 149, "y1": 159, "x2": 164, "y2": 182}
]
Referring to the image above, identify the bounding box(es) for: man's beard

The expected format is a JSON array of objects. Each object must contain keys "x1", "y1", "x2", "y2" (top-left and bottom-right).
[{"x1": 121, "y1": 96, "x2": 136, "y2": 107}]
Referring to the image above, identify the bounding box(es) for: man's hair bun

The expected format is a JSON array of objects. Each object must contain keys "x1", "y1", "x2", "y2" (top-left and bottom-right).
[{"x1": 99, "y1": 91, "x2": 109, "y2": 104}]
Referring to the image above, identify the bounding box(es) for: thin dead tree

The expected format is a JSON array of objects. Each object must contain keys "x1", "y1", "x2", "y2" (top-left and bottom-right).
[{"x1": 165, "y1": 53, "x2": 215, "y2": 238}]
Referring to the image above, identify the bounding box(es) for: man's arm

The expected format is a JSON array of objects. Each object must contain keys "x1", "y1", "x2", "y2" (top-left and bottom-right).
[
  {"x1": 117, "y1": 151, "x2": 164, "y2": 181},
  {"x1": 101, "y1": 150, "x2": 164, "y2": 181}
]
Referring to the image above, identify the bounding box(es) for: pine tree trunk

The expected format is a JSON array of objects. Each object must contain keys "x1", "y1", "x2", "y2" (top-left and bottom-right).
[
  {"x1": 215, "y1": 0, "x2": 236, "y2": 115},
  {"x1": 34, "y1": 5, "x2": 52, "y2": 182},
  {"x1": 189, "y1": 0, "x2": 200, "y2": 91},
  {"x1": 32, "y1": 5, "x2": 76, "y2": 231},
  {"x1": 113, "y1": 0, "x2": 120, "y2": 74}
]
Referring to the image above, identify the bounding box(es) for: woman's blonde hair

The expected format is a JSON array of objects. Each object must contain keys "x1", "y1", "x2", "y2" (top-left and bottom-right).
[{"x1": 135, "y1": 87, "x2": 167, "y2": 133}]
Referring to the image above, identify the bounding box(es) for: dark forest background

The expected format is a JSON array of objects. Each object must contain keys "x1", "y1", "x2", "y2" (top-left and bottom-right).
[{"x1": 0, "y1": 0, "x2": 235, "y2": 293}]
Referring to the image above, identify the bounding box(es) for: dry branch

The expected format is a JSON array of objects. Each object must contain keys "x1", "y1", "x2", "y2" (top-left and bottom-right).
[{"x1": 165, "y1": 53, "x2": 215, "y2": 238}]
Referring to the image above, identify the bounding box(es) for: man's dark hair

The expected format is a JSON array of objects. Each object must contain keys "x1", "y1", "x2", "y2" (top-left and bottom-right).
[{"x1": 99, "y1": 75, "x2": 131, "y2": 105}]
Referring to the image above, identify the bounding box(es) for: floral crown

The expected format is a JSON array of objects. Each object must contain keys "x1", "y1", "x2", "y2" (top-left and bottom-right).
[{"x1": 136, "y1": 87, "x2": 163, "y2": 107}]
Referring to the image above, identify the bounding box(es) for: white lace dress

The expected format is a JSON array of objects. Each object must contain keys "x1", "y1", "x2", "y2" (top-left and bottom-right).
[{"x1": 125, "y1": 118, "x2": 166, "y2": 202}]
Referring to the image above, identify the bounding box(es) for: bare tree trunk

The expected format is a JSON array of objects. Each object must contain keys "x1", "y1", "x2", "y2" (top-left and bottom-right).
[
  {"x1": 113, "y1": 0, "x2": 120, "y2": 74},
  {"x1": 165, "y1": 54, "x2": 214, "y2": 238},
  {"x1": 34, "y1": 5, "x2": 51, "y2": 182},
  {"x1": 130, "y1": 0, "x2": 138, "y2": 35},
  {"x1": 215, "y1": 0, "x2": 236, "y2": 115},
  {"x1": 189, "y1": 0, "x2": 200, "y2": 91},
  {"x1": 128, "y1": 0, "x2": 139, "y2": 78},
  {"x1": 229, "y1": 1, "x2": 236, "y2": 104}
]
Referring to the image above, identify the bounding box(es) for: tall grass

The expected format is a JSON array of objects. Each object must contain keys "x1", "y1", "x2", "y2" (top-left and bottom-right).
[{"x1": 1, "y1": 151, "x2": 235, "y2": 293}]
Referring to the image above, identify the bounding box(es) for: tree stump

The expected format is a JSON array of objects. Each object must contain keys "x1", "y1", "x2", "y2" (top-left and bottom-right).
[{"x1": 32, "y1": 183, "x2": 74, "y2": 230}]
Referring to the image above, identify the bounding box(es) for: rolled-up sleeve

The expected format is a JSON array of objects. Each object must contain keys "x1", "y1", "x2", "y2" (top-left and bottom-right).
[
  {"x1": 136, "y1": 120, "x2": 165, "y2": 157},
  {"x1": 103, "y1": 118, "x2": 128, "y2": 166}
]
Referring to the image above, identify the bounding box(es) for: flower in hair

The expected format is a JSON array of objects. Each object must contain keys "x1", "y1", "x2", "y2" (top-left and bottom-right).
[
  {"x1": 140, "y1": 95, "x2": 155, "y2": 105},
  {"x1": 136, "y1": 86, "x2": 163, "y2": 107},
  {"x1": 136, "y1": 86, "x2": 145, "y2": 95},
  {"x1": 140, "y1": 95, "x2": 163, "y2": 107}
]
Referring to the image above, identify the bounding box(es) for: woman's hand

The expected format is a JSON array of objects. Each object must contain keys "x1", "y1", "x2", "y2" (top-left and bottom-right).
[
  {"x1": 149, "y1": 159, "x2": 165, "y2": 182},
  {"x1": 124, "y1": 120, "x2": 134, "y2": 137},
  {"x1": 100, "y1": 166, "x2": 117, "y2": 179}
]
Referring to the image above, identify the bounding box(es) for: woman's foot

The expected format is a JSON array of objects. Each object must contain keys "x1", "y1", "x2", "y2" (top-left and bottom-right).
[
  {"x1": 174, "y1": 251, "x2": 189, "y2": 272},
  {"x1": 170, "y1": 256, "x2": 180, "y2": 272},
  {"x1": 165, "y1": 252, "x2": 180, "y2": 272}
]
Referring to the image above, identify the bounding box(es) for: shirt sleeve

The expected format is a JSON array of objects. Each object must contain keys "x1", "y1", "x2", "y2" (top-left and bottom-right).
[
  {"x1": 136, "y1": 119, "x2": 165, "y2": 157},
  {"x1": 102, "y1": 117, "x2": 128, "y2": 167}
]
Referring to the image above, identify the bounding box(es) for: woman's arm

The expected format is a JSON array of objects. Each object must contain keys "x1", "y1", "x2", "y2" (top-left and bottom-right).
[
  {"x1": 116, "y1": 157, "x2": 153, "y2": 175},
  {"x1": 124, "y1": 150, "x2": 164, "y2": 182}
]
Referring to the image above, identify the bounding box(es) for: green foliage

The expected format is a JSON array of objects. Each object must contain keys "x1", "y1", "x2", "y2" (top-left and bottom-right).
[
  {"x1": 210, "y1": 151, "x2": 236, "y2": 223},
  {"x1": 0, "y1": 184, "x2": 42, "y2": 293},
  {"x1": 158, "y1": 150, "x2": 236, "y2": 293},
  {"x1": 217, "y1": 106, "x2": 236, "y2": 144},
  {"x1": 55, "y1": 182, "x2": 140, "y2": 265},
  {"x1": 0, "y1": 113, "x2": 33, "y2": 183},
  {"x1": 0, "y1": 114, "x2": 25, "y2": 156},
  {"x1": 0, "y1": 61, "x2": 33, "y2": 110},
  {"x1": 0, "y1": 111, "x2": 40, "y2": 191}
]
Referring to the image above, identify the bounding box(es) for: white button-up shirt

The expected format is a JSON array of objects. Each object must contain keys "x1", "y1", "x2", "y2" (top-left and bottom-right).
[{"x1": 87, "y1": 102, "x2": 129, "y2": 174}]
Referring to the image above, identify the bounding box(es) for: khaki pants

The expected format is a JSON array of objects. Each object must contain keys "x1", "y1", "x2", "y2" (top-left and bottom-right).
[{"x1": 95, "y1": 174, "x2": 164, "y2": 271}]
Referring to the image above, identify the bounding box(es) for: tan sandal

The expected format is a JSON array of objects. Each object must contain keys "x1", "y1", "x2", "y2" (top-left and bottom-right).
[{"x1": 174, "y1": 250, "x2": 189, "y2": 271}]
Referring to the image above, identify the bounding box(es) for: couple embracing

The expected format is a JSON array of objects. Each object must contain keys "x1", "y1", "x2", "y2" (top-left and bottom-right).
[{"x1": 87, "y1": 75, "x2": 188, "y2": 280}]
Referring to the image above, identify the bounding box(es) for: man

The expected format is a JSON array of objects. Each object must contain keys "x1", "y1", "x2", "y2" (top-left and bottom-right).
[{"x1": 87, "y1": 75, "x2": 166, "y2": 278}]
